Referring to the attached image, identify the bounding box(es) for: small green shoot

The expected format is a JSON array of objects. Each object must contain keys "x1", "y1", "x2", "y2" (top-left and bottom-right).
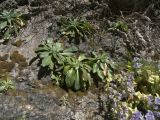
[
  {"x1": 108, "y1": 20, "x2": 128, "y2": 32},
  {"x1": 63, "y1": 54, "x2": 92, "y2": 90},
  {"x1": 0, "y1": 74, "x2": 14, "y2": 92}
]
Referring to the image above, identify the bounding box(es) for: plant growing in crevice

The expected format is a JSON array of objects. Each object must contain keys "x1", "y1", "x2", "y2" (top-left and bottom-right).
[
  {"x1": 0, "y1": 73, "x2": 14, "y2": 92},
  {"x1": 91, "y1": 52, "x2": 116, "y2": 82},
  {"x1": 36, "y1": 38, "x2": 78, "y2": 69},
  {"x1": 0, "y1": 9, "x2": 25, "y2": 41},
  {"x1": 127, "y1": 58, "x2": 160, "y2": 96},
  {"x1": 58, "y1": 18, "x2": 95, "y2": 43},
  {"x1": 35, "y1": 38, "x2": 118, "y2": 90},
  {"x1": 105, "y1": 73, "x2": 136, "y2": 120},
  {"x1": 108, "y1": 20, "x2": 128, "y2": 32},
  {"x1": 130, "y1": 60, "x2": 160, "y2": 119},
  {"x1": 36, "y1": 38, "x2": 78, "y2": 84},
  {"x1": 136, "y1": 61, "x2": 160, "y2": 96},
  {"x1": 104, "y1": 57, "x2": 160, "y2": 120},
  {"x1": 63, "y1": 54, "x2": 92, "y2": 90},
  {"x1": 105, "y1": 72, "x2": 160, "y2": 120},
  {"x1": 59, "y1": 94, "x2": 70, "y2": 107}
]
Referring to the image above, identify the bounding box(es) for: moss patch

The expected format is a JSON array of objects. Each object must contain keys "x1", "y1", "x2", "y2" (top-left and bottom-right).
[
  {"x1": 0, "y1": 61, "x2": 15, "y2": 73},
  {"x1": 10, "y1": 51, "x2": 28, "y2": 70}
]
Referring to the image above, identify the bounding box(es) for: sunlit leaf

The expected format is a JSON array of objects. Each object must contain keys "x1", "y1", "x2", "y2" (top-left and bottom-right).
[
  {"x1": 41, "y1": 55, "x2": 52, "y2": 67},
  {"x1": 65, "y1": 68, "x2": 76, "y2": 88},
  {"x1": 74, "y1": 70, "x2": 80, "y2": 90},
  {"x1": 0, "y1": 21, "x2": 7, "y2": 30}
]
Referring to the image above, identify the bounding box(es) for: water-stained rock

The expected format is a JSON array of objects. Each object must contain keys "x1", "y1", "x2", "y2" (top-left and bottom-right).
[
  {"x1": 0, "y1": 61, "x2": 15, "y2": 73},
  {"x1": 10, "y1": 51, "x2": 28, "y2": 70}
]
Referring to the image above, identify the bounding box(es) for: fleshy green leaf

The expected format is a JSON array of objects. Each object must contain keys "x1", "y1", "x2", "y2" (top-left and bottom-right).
[
  {"x1": 93, "y1": 63, "x2": 98, "y2": 73},
  {"x1": 41, "y1": 56, "x2": 52, "y2": 67},
  {"x1": 4, "y1": 29, "x2": 11, "y2": 39},
  {"x1": 63, "y1": 46, "x2": 78, "y2": 53},
  {"x1": 36, "y1": 46, "x2": 49, "y2": 52},
  {"x1": 0, "y1": 86, "x2": 5, "y2": 92},
  {"x1": 63, "y1": 65, "x2": 71, "y2": 74},
  {"x1": 60, "y1": 52, "x2": 74, "y2": 56},
  {"x1": 78, "y1": 54, "x2": 86, "y2": 61},
  {"x1": 82, "y1": 68, "x2": 91, "y2": 82},
  {"x1": 100, "y1": 63, "x2": 105, "y2": 70},
  {"x1": 0, "y1": 21, "x2": 7, "y2": 30},
  {"x1": 65, "y1": 68, "x2": 76, "y2": 88},
  {"x1": 97, "y1": 70, "x2": 104, "y2": 80},
  {"x1": 74, "y1": 70, "x2": 80, "y2": 90},
  {"x1": 39, "y1": 52, "x2": 49, "y2": 58}
]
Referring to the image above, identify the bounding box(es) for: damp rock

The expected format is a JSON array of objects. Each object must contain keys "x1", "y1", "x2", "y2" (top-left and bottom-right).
[
  {"x1": 0, "y1": 61, "x2": 15, "y2": 73},
  {"x1": 0, "y1": 53, "x2": 9, "y2": 61},
  {"x1": 10, "y1": 51, "x2": 28, "y2": 70},
  {"x1": 11, "y1": 40, "x2": 24, "y2": 47}
]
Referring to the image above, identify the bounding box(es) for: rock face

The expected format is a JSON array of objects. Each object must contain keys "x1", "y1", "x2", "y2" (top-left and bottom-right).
[
  {"x1": 0, "y1": 0, "x2": 17, "y2": 10},
  {"x1": 109, "y1": 0, "x2": 150, "y2": 14},
  {"x1": 0, "y1": 1, "x2": 106, "y2": 119},
  {"x1": 15, "y1": 0, "x2": 29, "y2": 6},
  {"x1": 0, "y1": 0, "x2": 160, "y2": 119},
  {"x1": 0, "y1": 0, "x2": 42, "y2": 10},
  {"x1": 0, "y1": 79, "x2": 105, "y2": 120}
]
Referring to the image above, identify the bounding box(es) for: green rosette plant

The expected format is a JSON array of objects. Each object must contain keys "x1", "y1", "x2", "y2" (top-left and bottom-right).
[
  {"x1": 63, "y1": 54, "x2": 92, "y2": 90},
  {"x1": 0, "y1": 9, "x2": 25, "y2": 40},
  {"x1": 91, "y1": 52, "x2": 115, "y2": 82},
  {"x1": 108, "y1": 20, "x2": 128, "y2": 32},
  {"x1": 0, "y1": 74, "x2": 14, "y2": 92},
  {"x1": 36, "y1": 38, "x2": 77, "y2": 69},
  {"x1": 36, "y1": 38, "x2": 78, "y2": 85},
  {"x1": 58, "y1": 18, "x2": 94, "y2": 42}
]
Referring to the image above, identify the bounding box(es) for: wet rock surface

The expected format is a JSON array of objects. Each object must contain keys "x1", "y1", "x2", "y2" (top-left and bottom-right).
[{"x1": 0, "y1": 78, "x2": 104, "y2": 120}]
